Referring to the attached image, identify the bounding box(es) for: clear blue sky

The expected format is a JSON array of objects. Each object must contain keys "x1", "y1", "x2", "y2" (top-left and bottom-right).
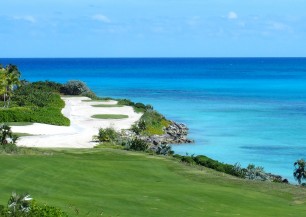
[{"x1": 1, "y1": 0, "x2": 306, "y2": 57}]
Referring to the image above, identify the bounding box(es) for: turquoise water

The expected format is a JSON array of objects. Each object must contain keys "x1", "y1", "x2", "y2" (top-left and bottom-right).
[{"x1": 1, "y1": 58, "x2": 306, "y2": 181}]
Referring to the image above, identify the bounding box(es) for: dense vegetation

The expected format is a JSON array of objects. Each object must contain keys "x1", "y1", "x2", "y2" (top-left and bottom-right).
[
  {"x1": 0, "y1": 64, "x2": 103, "y2": 126},
  {"x1": 0, "y1": 192, "x2": 68, "y2": 217},
  {"x1": 0, "y1": 148, "x2": 305, "y2": 217},
  {"x1": 0, "y1": 124, "x2": 18, "y2": 154},
  {"x1": 0, "y1": 82, "x2": 69, "y2": 126},
  {"x1": 0, "y1": 64, "x2": 21, "y2": 108},
  {"x1": 116, "y1": 98, "x2": 170, "y2": 136}
]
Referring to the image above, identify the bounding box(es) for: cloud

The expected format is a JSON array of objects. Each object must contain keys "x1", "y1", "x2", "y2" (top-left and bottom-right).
[
  {"x1": 187, "y1": 16, "x2": 201, "y2": 27},
  {"x1": 92, "y1": 14, "x2": 111, "y2": 23},
  {"x1": 268, "y1": 21, "x2": 290, "y2": 31},
  {"x1": 228, "y1": 11, "x2": 238, "y2": 20},
  {"x1": 13, "y1": 15, "x2": 36, "y2": 23}
]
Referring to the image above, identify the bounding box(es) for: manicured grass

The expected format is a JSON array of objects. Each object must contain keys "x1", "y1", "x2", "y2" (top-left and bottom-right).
[
  {"x1": 13, "y1": 132, "x2": 33, "y2": 137},
  {"x1": 91, "y1": 114, "x2": 128, "y2": 119},
  {"x1": 91, "y1": 104, "x2": 124, "y2": 108},
  {"x1": 5, "y1": 122, "x2": 33, "y2": 126},
  {"x1": 82, "y1": 99, "x2": 112, "y2": 102},
  {"x1": 0, "y1": 149, "x2": 305, "y2": 217}
]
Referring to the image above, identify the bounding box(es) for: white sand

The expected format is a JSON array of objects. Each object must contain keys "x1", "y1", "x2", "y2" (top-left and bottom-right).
[{"x1": 11, "y1": 96, "x2": 142, "y2": 148}]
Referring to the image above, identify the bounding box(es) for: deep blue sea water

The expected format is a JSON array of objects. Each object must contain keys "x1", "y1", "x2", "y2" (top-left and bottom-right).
[{"x1": 1, "y1": 58, "x2": 306, "y2": 182}]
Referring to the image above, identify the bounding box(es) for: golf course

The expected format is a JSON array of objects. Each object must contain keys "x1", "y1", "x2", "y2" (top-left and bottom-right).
[{"x1": 0, "y1": 148, "x2": 305, "y2": 216}]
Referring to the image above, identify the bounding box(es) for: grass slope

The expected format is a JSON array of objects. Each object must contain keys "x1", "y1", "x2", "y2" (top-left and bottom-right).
[{"x1": 0, "y1": 149, "x2": 305, "y2": 217}]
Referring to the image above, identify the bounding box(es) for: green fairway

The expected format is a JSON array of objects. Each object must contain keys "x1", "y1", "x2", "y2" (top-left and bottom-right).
[
  {"x1": 0, "y1": 149, "x2": 305, "y2": 217},
  {"x1": 91, "y1": 114, "x2": 129, "y2": 119},
  {"x1": 91, "y1": 104, "x2": 124, "y2": 108}
]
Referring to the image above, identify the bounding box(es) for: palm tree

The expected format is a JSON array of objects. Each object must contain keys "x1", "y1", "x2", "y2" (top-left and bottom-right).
[
  {"x1": 7, "y1": 192, "x2": 32, "y2": 214},
  {"x1": 0, "y1": 64, "x2": 21, "y2": 108},
  {"x1": 0, "y1": 67, "x2": 7, "y2": 106},
  {"x1": 293, "y1": 159, "x2": 306, "y2": 185}
]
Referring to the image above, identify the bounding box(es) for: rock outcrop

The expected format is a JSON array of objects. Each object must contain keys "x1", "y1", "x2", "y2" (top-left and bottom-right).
[
  {"x1": 121, "y1": 121, "x2": 194, "y2": 146},
  {"x1": 145, "y1": 121, "x2": 194, "y2": 145}
]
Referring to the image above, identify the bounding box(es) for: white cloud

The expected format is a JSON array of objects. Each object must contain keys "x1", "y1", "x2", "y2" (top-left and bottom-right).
[
  {"x1": 228, "y1": 11, "x2": 238, "y2": 20},
  {"x1": 92, "y1": 14, "x2": 111, "y2": 23},
  {"x1": 268, "y1": 21, "x2": 289, "y2": 31},
  {"x1": 13, "y1": 15, "x2": 36, "y2": 23}
]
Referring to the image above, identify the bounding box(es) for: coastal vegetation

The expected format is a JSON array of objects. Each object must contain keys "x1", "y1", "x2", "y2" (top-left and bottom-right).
[
  {"x1": 0, "y1": 148, "x2": 305, "y2": 217},
  {"x1": 293, "y1": 159, "x2": 306, "y2": 185},
  {"x1": 0, "y1": 65, "x2": 100, "y2": 126},
  {"x1": 0, "y1": 65, "x2": 70, "y2": 125}
]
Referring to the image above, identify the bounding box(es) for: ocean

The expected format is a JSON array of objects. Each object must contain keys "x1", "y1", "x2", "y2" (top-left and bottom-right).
[{"x1": 1, "y1": 58, "x2": 306, "y2": 182}]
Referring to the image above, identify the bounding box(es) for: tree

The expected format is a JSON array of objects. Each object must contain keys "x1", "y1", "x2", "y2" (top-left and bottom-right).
[
  {"x1": 293, "y1": 159, "x2": 306, "y2": 185},
  {"x1": 0, "y1": 64, "x2": 21, "y2": 108}
]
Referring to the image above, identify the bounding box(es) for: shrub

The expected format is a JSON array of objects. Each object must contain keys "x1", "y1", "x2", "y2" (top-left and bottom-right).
[
  {"x1": 0, "y1": 124, "x2": 18, "y2": 153},
  {"x1": 245, "y1": 164, "x2": 269, "y2": 181},
  {"x1": 181, "y1": 156, "x2": 195, "y2": 164},
  {"x1": 155, "y1": 144, "x2": 172, "y2": 155},
  {"x1": 126, "y1": 138, "x2": 149, "y2": 151},
  {"x1": 0, "y1": 193, "x2": 68, "y2": 217},
  {"x1": 117, "y1": 99, "x2": 134, "y2": 106},
  {"x1": 30, "y1": 201, "x2": 68, "y2": 217},
  {"x1": 31, "y1": 81, "x2": 63, "y2": 93},
  {"x1": 94, "y1": 127, "x2": 119, "y2": 143},
  {"x1": 3, "y1": 83, "x2": 70, "y2": 126},
  {"x1": 61, "y1": 80, "x2": 90, "y2": 95},
  {"x1": 139, "y1": 110, "x2": 170, "y2": 136},
  {"x1": 131, "y1": 120, "x2": 146, "y2": 135}
]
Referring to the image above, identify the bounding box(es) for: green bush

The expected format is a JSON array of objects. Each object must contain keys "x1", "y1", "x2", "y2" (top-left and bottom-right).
[
  {"x1": 193, "y1": 155, "x2": 239, "y2": 176},
  {"x1": 31, "y1": 81, "x2": 63, "y2": 93},
  {"x1": 171, "y1": 154, "x2": 246, "y2": 178},
  {"x1": 1, "y1": 82, "x2": 70, "y2": 126},
  {"x1": 117, "y1": 99, "x2": 134, "y2": 106},
  {"x1": 139, "y1": 110, "x2": 170, "y2": 135},
  {"x1": 126, "y1": 138, "x2": 149, "y2": 151},
  {"x1": 0, "y1": 107, "x2": 69, "y2": 126},
  {"x1": 30, "y1": 201, "x2": 68, "y2": 217},
  {"x1": 181, "y1": 156, "x2": 195, "y2": 164},
  {"x1": 94, "y1": 128, "x2": 119, "y2": 143},
  {"x1": 61, "y1": 80, "x2": 90, "y2": 95},
  {"x1": 0, "y1": 124, "x2": 19, "y2": 154},
  {"x1": 131, "y1": 120, "x2": 146, "y2": 135},
  {"x1": 0, "y1": 193, "x2": 68, "y2": 217}
]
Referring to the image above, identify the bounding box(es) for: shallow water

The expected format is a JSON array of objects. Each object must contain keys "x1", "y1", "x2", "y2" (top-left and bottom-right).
[{"x1": 1, "y1": 58, "x2": 306, "y2": 182}]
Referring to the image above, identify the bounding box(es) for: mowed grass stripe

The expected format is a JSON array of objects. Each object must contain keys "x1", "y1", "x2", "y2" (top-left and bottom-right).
[
  {"x1": 0, "y1": 149, "x2": 305, "y2": 217},
  {"x1": 91, "y1": 104, "x2": 124, "y2": 108},
  {"x1": 91, "y1": 114, "x2": 128, "y2": 119}
]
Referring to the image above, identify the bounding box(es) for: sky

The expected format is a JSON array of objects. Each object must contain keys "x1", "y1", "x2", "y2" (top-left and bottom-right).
[{"x1": 1, "y1": 0, "x2": 306, "y2": 57}]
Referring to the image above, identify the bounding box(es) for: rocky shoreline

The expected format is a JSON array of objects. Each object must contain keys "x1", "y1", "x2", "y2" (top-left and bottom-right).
[
  {"x1": 146, "y1": 121, "x2": 194, "y2": 145},
  {"x1": 122, "y1": 121, "x2": 194, "y2": 146}
]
